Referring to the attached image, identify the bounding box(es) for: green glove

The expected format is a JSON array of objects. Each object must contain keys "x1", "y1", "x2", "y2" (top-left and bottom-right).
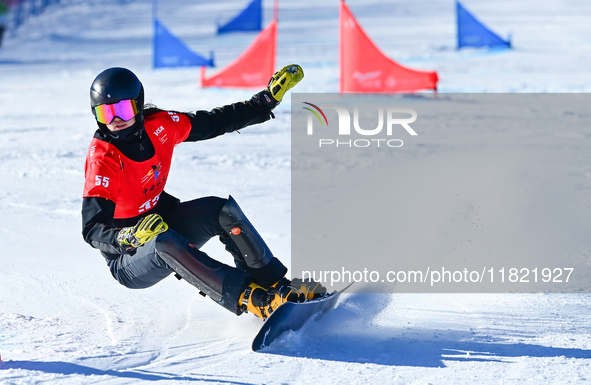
[
  {"x1": 267, "y1": 64, "x2": 304, "y2": 102},
  {"x1": 117, "y1": 213, "x2": 168, "y2": 252}
]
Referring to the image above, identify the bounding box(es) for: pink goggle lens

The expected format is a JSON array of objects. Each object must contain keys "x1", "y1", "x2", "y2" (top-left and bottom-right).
[{"x1": 94, "y1": 99, "x2": 139, "y2": 124}]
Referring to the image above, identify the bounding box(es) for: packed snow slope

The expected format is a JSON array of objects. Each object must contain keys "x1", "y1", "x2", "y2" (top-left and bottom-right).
[{"x1": 1, "y1": 0, "x2": 591, "y2": 384}]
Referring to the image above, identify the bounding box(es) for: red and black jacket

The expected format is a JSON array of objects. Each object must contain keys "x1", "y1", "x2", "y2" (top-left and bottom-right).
[{"x1": 82, "y1": 95, "x2": 274, "y2": 258}]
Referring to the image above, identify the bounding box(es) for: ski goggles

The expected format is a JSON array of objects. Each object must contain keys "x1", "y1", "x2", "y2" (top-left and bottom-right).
[{"x1": 94, "y1": 99, "x2": 139, "y2": 124}]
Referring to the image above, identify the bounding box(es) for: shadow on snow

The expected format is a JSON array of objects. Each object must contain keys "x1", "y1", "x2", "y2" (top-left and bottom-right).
[
  {"x1": 0, "y1": 360, "x2": 255, "y2": 384},
  {"x1": 258, "y1": 293, "x2": 591, "y2": 367}
]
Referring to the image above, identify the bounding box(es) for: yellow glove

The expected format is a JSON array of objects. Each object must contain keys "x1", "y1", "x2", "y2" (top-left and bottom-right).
[
  {"x1": 267, "y1": 64, "x2": 304, "y2": 102},
  {"x1": 117, "y1": 213, "x2": 168, "y2": 251}
]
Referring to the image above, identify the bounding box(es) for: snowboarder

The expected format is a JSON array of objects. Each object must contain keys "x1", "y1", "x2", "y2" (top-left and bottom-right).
[{"x1": 82, "y1": 65, "x2": 324, "y2": 320}]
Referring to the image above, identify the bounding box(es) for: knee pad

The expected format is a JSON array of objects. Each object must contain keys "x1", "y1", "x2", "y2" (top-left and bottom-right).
[
  {"x1": 219, "y1": 196, "x2": 287, "y2": 288},
  {"x1": 155, "y1": 230, "x2": 250, "y2": 315}
]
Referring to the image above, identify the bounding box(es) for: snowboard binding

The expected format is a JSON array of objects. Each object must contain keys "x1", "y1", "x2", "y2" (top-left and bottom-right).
[{"x1": 240, "y1": 278, "x2": 327, "y2": 320}]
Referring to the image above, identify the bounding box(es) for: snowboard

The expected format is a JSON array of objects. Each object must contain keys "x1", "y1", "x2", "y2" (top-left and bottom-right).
[{"x1": 252, "y1": 283, "x2": 353, "y2": 351}]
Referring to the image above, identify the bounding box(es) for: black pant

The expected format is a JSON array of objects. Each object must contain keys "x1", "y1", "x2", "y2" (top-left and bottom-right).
[{"x1": 107, "y1": 196, "x2": 228, "y2": 289}]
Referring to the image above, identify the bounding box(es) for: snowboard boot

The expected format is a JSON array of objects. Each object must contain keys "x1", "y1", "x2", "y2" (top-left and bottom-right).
[
  {"x1": 239, "y1": 278, "x2": 327, "y2": 319},
  {"x1": 239, "y1": 278, "x2": 300, "y2": 320}
]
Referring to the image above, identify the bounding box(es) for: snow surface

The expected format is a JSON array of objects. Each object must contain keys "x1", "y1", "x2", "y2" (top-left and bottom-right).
[{"x1": 1, "y1": 0, "x2": 591, "y2": 383}]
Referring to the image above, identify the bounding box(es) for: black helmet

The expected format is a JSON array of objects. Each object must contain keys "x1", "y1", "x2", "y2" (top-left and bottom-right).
[{"x1": 90, "y1": 67, "x2": 144, "y2": 125}]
